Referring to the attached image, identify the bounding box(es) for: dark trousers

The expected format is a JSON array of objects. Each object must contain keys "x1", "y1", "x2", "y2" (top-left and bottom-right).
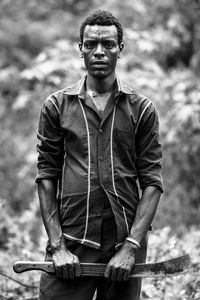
[{"x1": 39, "y1": 214, "x2": 147, "y2": 300}]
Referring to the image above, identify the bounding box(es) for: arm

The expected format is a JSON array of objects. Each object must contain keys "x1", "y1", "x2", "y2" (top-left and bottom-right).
[
  {"x1": 128, "y1": 186, "x2": 161, "y2": 242},
  {"x1": 105, "y1": 100, "x2": 163, "y2": 281},
  {"x1": 38, "y1": 179, "x2": 81, "y2": 279},
  {"x1": 105, "y1": 186, "x2": 161, "y2": 281},
  {"x1": 36, "y1": 96, "x2": 81, "y2": 279}
]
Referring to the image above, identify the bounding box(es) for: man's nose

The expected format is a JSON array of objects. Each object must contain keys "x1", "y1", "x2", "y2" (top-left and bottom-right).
[{"x1": 94, "y1": 43, "x2": 105, "y2": 57}]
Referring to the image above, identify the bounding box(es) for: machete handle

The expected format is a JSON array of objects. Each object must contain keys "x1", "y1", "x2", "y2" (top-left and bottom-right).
[
  {"x1": 13, "y1": 261, "x2": 55, "y2": 274},
  {"x1": 13, "y1": 262, "x2": 108, "y2": 277}
]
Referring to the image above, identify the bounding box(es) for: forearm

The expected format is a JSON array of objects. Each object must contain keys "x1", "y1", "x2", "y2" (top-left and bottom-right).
[
  {"x1": 128, "y1": 186, "x2": 161, "y2": 244},
  {"x1": 38, "y1": 179, "x2": 64, "y2": 251}
]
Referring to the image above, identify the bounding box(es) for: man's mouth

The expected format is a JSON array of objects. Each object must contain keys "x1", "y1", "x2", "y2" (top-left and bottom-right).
[{"x1": 92, "y1": 61, "x2": 107, "y2": 65}]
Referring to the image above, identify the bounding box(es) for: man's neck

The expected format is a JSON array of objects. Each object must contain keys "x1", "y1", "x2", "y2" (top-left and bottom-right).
[{"x1": 86, "y1": 73, "x2": 116, "y2": 95}]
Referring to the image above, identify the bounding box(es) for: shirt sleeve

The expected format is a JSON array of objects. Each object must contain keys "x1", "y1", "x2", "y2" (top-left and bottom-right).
[
  {"x1": 135, "y1": 99, "x2": 163, "y2": 192},
  {"x1": 35, "y1": 96, "x2": 64, "y2": 183}
]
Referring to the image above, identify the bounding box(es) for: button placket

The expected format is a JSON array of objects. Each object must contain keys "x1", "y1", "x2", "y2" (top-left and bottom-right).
[{"x1": 97, "y1": 123, "x2": 106, "y2": 188}]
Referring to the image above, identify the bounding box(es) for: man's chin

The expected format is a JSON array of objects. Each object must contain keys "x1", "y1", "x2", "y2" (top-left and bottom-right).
[{"x1": 90, "y1": 70, "x2": 108, "y2": 79}]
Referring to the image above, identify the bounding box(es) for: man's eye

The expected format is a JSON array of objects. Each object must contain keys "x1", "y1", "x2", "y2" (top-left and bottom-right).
[
  {"x1": 105, "y1": 42, "x2": 114, "y2": 49},
  {"x1": 85, "y1": 42, "x2": 95, "y2": 49}
]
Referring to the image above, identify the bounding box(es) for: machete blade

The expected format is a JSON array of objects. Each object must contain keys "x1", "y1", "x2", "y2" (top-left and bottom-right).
[{"x1": 130, "y1": 254, "x2": 190, "y2": 277}]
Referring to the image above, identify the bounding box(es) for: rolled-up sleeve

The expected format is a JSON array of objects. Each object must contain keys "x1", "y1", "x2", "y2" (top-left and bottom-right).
[
  {"x1": 36, "y1": 96, "x2": 64, "y2": 183},
  {"x1": 135, "y1": 100, "x2": 163, "y2": 192}
]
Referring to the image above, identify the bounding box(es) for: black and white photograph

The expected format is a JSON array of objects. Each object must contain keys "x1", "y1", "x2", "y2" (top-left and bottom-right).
[{"x1": 0, "y1": 0, "x2": 199, "y2": 299}]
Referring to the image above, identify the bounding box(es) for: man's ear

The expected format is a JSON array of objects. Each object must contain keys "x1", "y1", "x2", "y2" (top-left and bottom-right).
[
  {"x1": 118, "y1": 42, "x2": 124, "y2": 58},
  {"x1": 79, "y1": 42, "x2": 83, "y2": 58},
  {"x1": 119, "y1": 42, "x2": 124, "y2": 52}
]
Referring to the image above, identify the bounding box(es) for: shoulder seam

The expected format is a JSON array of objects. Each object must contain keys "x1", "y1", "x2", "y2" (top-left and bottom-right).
[
  {"x1": 46, "y1": 96, "x2": 60, "y2": 115},
  {"x1": 135, "y1": 100, "x2": 152, "y2": 134}
]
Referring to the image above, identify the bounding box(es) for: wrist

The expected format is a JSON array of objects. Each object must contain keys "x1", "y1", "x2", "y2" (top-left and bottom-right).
[
  {"x1": 50, "y1": 235, "x2": 66, "y2": 253},
  {"x1": 123, "y1": 240, "x2": 138, "y2": 254},
  {"x1": 124, "y1": 236, "x2": 140, "y2": 253}
]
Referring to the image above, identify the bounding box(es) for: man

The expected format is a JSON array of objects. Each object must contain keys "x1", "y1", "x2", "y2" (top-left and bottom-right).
[{"x1": 36, "y1": 10, "x2": 163, "y2": 300}]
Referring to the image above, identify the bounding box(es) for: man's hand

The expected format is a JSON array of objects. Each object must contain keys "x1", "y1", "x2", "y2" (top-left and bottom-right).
[
  {"x1": 104, "y1": 241, "x2": 138, "y2": 281},
  {"x1": 52, "y1": 241, "x2": 81, "y2": 280}
]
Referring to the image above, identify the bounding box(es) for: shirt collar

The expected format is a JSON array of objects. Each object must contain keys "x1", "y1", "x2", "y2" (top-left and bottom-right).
[
  {"x1": 63, "y1": 75, "x2": 135, "y2": 96},
  {"x1": 116, "y1": 75, "x2": 135, "y2": 95}
]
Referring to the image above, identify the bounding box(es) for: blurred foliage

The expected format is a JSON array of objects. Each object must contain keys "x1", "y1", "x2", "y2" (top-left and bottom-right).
[
  {"x1": 0, "y1": 0, "x2": 200, "y2": 298},
  {"x1": 141, "y1": 227, "x2": 200, "y2": 300}
]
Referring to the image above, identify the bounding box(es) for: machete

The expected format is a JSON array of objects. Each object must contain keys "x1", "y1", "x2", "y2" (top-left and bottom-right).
[{"x1": 13, "y1": 254, "x2": 190, "y2": 277}]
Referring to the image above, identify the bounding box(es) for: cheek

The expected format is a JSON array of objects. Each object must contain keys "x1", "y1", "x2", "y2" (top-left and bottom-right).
[
  {"x1": 109, "y1": 52, "x2": 118, "y2": 63},
  {"x1": 82, "y1": 53, "x2": 90, "y2": 64},
  {"x1": 107, "y1": 48, "x2": 119, "y2": 57},
  {"x1": 83, "y1": 50, "x2": 92, "y2": 60}
]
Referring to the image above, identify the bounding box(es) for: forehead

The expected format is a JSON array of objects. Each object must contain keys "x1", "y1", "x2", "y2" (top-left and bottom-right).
[{"x1": 83, "y1": 25, "x2": 118, "y2": 40}]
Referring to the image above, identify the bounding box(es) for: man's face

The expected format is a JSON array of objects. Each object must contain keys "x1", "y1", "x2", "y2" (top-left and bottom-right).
[{"x1": 79, "y1": 25, "x2": 123, "y2": 79}]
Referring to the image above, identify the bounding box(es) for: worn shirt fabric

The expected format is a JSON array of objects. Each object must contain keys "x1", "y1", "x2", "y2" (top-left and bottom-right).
[{"x1": 36, "y1": 75, "x2": 163, "y2": 249}]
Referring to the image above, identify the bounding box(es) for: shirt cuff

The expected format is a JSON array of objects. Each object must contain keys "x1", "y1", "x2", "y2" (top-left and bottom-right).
[{"x1": 35, "y1": 169, "x2": 61, "y2": 183}]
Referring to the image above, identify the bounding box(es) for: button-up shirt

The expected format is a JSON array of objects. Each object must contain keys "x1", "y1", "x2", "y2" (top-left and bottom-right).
[{"x1": 36, "y1": 75, "x2": 163, "y2": 249}]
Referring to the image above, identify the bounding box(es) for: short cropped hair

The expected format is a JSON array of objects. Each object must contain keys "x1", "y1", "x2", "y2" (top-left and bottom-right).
[{"x1": 80, "y1": 10, "x2": 123, "y2": 45}]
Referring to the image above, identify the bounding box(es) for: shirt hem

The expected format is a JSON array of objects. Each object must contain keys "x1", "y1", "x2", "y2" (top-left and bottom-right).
[{"x1": 63, "y1": 233, "x2": 101, "y2": 249}]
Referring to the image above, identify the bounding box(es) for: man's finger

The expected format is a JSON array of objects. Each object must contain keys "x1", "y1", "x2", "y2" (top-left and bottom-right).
[
  {"x1": 110, "y1": 267, "x2": 118, "y2": 281},
  {"x1": 62, "y1": 265, "x2": 69, "y2": 279},
  {"x1": 122, "y1": 269, "x2": 130, "y2": 281},
  {"x1": 67, "y1": 264, "x2": 74, "y2": 279},
  {"x1": 74, "y1": 262, "x2": 81, "y2": 277},
  {"x1": 116, "y1": 268, "x2": 124, "y2": 281},
  {"x1": 56, "y1": 265, "x2": 63, "y2": 278},
  {"x1": 104, "y1": 265, "x2": 111, "y2": 279}
]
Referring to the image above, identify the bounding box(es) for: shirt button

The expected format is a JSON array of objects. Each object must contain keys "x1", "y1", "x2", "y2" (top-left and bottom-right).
[
  {"x1": 99, "y1": 128, "x2": 103, "y2": 133},
  {"x1": 100, "y1": 156, "x2": 103, "y2": 161}
]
